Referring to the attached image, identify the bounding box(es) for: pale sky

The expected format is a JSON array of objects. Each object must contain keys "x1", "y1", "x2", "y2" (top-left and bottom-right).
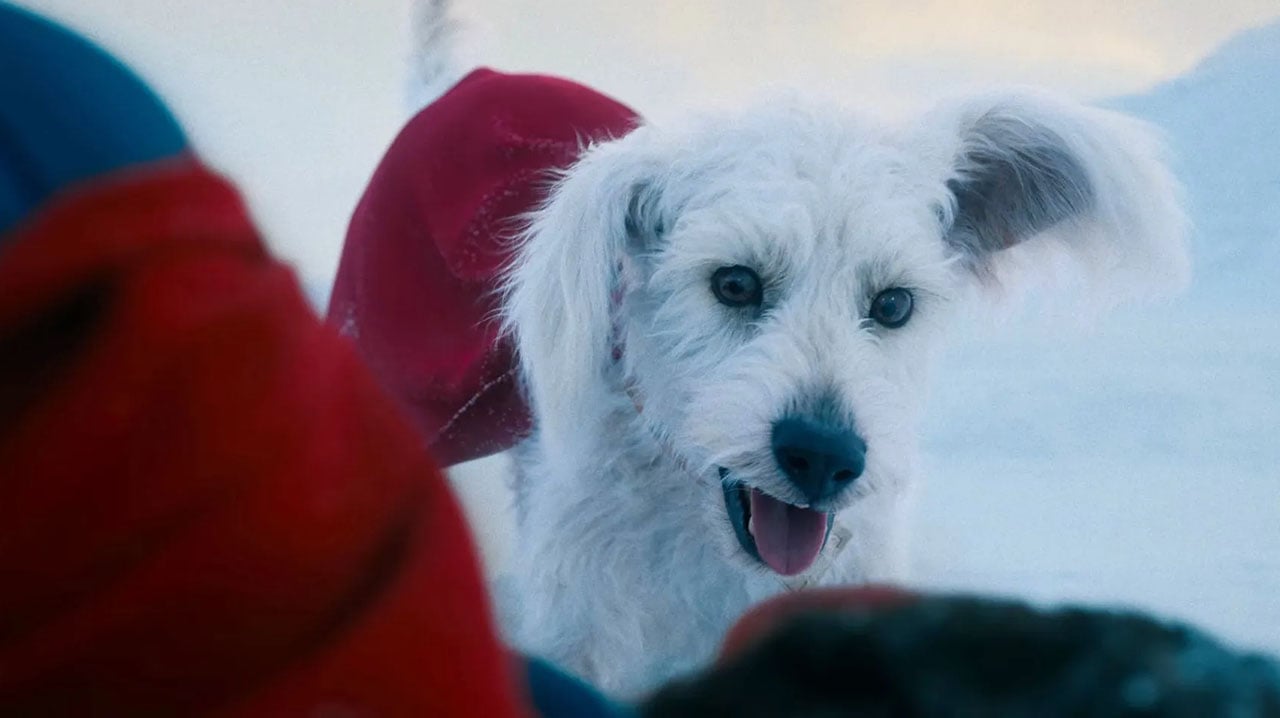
[{"x1": 14, "y1": 0, "x2": 1280, "y2": 287}]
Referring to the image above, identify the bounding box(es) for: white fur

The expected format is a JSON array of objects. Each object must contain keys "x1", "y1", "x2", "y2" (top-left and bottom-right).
[
  {"x1": 409, "y1": 1, "x2": 1189, "y2": 699},
  {"x1": 405, "y1": 0, "x2": 485, "y2": 115}
]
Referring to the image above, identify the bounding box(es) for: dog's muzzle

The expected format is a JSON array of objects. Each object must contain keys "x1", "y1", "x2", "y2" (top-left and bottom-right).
[{"x1": 720, "y1": 416, "x2": 866, "y2": 576}]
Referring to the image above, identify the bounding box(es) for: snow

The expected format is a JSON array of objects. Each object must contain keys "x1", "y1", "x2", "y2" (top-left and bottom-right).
[
  {"x1": 914, "y1": 311, "x2": 1280, "y2": 656},
  {"x1": 914, "y1": 20, "x2": 1280, "y2": 656}
]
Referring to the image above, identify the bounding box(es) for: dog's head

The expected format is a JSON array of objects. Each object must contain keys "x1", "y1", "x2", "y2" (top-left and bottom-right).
[{"x1": 505, "y1": 91, "x2": 1188, "y2": 578}]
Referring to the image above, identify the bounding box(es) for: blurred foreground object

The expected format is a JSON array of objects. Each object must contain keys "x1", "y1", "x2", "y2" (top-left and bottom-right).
[
  {"x1": 643, "y1": 587, "x2": 1280, "y2": 717},
  {"x1": 0, "y1": 4, "x2": 524, "y2": 715}
]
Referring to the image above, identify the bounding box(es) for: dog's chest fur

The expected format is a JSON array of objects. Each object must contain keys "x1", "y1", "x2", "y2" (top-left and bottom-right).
[
  {"x1": 501, "y1": 409, "x2": 750, "y2": 695},
  {"x1": 499, "y1": 403, "x2": 905, "y2": 697}
]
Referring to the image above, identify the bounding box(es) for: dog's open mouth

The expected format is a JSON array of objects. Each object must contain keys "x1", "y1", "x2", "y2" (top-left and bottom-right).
[{"x1": 721, "y1": 469, "x2": 833, "y2": 576}]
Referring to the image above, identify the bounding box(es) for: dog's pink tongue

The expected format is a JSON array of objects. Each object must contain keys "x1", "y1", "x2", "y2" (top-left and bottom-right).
[{"x1": 749, "y1": 489, "x2": 828, "y2": 576}]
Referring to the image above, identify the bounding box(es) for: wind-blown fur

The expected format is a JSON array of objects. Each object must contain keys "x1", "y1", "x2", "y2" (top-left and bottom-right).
[
  {"x1": 405, "y1": 0, "x2": 483, "y2": 115},
  {"x1": 410, "y1": 0, "x2": 1190, "y2": 699}
]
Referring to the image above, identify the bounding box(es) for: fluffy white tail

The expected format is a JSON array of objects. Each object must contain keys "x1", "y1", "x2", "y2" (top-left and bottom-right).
[{"x1": 405, "y1": 0, "x2": 483, "y2": 115}]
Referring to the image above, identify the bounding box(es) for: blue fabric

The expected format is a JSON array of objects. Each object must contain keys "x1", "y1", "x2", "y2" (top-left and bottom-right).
[
  {"x1": 0, "y1": 2, "x2": 187, "y2": 240},
  {"x1": 526, "y1": 657, "x2": 635, "y2": 718}
]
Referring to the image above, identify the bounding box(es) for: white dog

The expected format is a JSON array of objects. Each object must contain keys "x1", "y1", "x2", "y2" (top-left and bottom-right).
[{"x1": 409, "y1": 0, "x2": 1189, "y2": 698}]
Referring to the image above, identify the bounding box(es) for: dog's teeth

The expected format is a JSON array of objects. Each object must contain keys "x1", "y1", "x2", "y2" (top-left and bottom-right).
[{"x1": 747, "y1": 516, "x2": 755, "y2": 537}]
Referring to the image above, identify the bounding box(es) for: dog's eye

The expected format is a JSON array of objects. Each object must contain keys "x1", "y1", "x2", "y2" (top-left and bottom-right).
[
  {"x1": 711, "y1": 266, "x2": 763, "y2": 308},
  {"x1": 869, "y1": 287, "x2": 913, "y2": 328}
]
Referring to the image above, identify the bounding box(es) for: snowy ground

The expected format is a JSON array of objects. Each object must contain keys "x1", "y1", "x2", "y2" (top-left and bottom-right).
[{"x1": 913, "y1": 306, "x2": 1280, "y2": 656}]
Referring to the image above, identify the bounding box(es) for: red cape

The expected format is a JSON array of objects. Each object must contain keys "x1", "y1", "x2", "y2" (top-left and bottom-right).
[{"x1": 328, "y1": 68, "x2": 639, "y2": 466}]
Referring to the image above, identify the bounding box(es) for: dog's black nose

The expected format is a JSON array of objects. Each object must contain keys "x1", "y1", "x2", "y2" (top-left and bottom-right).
[{"x1": 771, "y1": 416, "x2": 867, "y2": 505}]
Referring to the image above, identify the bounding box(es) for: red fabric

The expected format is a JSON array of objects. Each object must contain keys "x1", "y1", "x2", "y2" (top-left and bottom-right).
[
  {"x1": 0, "y1": 160, "x2": 525, "y2": 717},
  {"x1": 329, "y1": 68, "x2": 639, "y2": 466},
  {"x1": 718, "y1": 586, "x2": 919, "y2": 661}
]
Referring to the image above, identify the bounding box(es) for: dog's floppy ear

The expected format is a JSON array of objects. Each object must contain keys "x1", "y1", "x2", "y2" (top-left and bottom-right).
[
  {"x1": 926, "y1": 92, "x2": 1189, "y2": 301},
  {"x1": 504, "y1": 136, "x2": 662, "y2": 450}
]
